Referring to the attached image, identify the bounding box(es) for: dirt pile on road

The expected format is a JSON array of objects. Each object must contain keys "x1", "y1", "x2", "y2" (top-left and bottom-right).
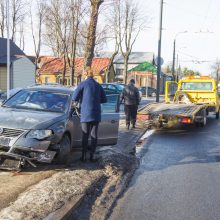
[{"x1": 70, "y1": 150, "x2": 139, "y2": 220}]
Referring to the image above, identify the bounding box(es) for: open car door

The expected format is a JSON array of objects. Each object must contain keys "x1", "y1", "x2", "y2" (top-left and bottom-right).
[
  {"x1": 98, "y1": 94, "x2": 120, "y2": 146},
  {"x1": 70, "y1": 94, "x2": 120, "y2": 147},
  {"x1": 165, "y1": 81, "x2": 178, "y2": 103}
]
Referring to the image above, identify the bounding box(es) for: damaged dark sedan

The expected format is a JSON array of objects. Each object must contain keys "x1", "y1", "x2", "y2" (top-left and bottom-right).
[{"x1": 0, "y1": 85, "x2": 120, "y2": 169}]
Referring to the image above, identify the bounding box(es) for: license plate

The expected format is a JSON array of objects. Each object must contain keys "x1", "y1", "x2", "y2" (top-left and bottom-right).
[{"x1": 0, "y1": 137, "x2": 11, "y2": 146}]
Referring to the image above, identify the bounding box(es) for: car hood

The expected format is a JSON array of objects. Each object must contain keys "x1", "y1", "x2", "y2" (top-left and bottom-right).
[{"x1": 0, "y1": 107, "x2": 65, "y2": 130}]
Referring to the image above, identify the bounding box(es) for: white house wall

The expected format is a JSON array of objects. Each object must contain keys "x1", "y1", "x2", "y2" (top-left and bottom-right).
[{"x1": 12, "y1": 57, "x2": 35, "y2": 88}]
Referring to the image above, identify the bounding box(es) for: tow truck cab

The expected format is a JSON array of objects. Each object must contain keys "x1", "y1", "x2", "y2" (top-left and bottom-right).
[{"x1": 166, "y1": 76, "x2": 220, "y2": 116}]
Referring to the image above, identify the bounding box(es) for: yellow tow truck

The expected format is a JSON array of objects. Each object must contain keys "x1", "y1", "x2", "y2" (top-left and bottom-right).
[{"x1": 137, "y1": 76, "x2": 220, "y2": 128}]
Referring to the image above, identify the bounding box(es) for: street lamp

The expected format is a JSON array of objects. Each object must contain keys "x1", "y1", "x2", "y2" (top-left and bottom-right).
[
  {"x1": 171, "y1": 31, "x2": 187, "y2": 81},
  {"x1": 156, "y1": 0, "x2": 164, "y2": 102}
]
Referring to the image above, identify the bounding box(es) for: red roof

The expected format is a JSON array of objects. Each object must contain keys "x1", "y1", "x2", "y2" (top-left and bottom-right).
[{"x1": 38, "y1": 56, "x2": 111, "y2": 76}]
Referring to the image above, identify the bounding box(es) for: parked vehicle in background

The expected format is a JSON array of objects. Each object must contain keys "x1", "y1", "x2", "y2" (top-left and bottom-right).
[
  {"x1": 101, "y1": 83, "x2": 124, "y2": 95},
  {"x1": 0, "y1": 85, "x2": 120, "y2": 169},
  {"x1": 140, "y1": 86, "x2": 157, "y2": 97},
  {"x1": 101, "y1": 83, "x2": 142, "y2": 102}
]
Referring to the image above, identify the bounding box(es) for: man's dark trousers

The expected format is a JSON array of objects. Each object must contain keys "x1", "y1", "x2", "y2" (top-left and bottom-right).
[
  {"x1": 81, "y1": 122, "x2": 99, "y2": 160},
  {"x1": 125, "y1": 105, "x2": 138, "y2": 126}
]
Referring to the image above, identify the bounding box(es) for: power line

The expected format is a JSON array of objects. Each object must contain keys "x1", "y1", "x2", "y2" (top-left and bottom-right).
[{"x1": 201, "y1": 0, "x2": 213, "y2": 30}]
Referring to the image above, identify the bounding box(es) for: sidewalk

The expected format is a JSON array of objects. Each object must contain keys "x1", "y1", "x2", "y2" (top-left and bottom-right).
[{"x1": 98, "y1": 120, "x2": 146, "y2": 155}]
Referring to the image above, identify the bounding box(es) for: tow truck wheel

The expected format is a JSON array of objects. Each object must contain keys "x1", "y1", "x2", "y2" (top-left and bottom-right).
[
  {"x1": 202, "y1": 115, "x2": 207, "y2": 127},
  {"x1": 216, "y1": 110, "x2": 219, "y2": 119},
  {"x1": 55, "y1": 134, "x2": 71, "y2": 164},
  {"x1": 196, "y1": 110, "x2": 207, "y2": 127},
  {"x1": 200, "y1": 110, "x2": 207, "y2": 127}
]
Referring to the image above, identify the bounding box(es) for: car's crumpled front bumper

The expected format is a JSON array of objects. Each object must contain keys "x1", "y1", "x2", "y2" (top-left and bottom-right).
[{"x1": 0, "y1": 131, "x2": 57, "y2": 167}]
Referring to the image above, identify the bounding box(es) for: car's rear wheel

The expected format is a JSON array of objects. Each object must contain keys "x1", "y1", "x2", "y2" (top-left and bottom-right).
[
  {"x1": 216, "y1": 110, "x2": 219, "y2": 119},
  {"x1": 55, "y1": 134, "x2": 71, "y2": 164}
]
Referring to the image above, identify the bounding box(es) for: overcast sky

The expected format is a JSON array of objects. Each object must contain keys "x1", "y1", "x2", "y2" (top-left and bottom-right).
[{"x1": 112, "y1": 0, "x2": 220, "y2": 75}]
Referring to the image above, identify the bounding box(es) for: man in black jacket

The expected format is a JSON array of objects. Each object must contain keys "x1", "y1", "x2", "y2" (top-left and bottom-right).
[{"x1": 120, "y1": 79, "x2": 140, "y2": 130}]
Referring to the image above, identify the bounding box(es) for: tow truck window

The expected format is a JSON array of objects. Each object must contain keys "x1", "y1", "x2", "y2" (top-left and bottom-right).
[{"x1": 181, "y1": 82, "x2": 213, "y2": 91}]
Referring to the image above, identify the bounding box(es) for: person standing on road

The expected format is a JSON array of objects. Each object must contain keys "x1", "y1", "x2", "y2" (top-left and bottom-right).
[
  {"x1": 72, "y1": 67, "x2": 107, "y2": 162},
  {"x1": 120, "y1": 79, "x2": 140, "y2": 130}
]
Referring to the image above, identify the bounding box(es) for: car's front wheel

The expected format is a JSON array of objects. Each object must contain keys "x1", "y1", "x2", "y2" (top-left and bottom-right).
[
  {"x1": 151, "y1": 92, "x2": 156, "y2": 97},
  {"x1": 55, "y1": 134, "x2": 71, "y2": 164}
]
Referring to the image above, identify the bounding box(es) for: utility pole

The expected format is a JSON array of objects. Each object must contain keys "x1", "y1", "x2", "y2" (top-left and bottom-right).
[
  {"x1": 156, "y1": 0, "x2": 163, "y2": 103},
  {"x1": 216, "y1": 58, "x2": 220, "y2": 88},
  {"x1": 6, "y1": 0, "x2": 10, "y2": 99},
  {"x1": 176, "y1": 54, "x2": 179, "y2": 81},
  {"x1": 171, "y1": 40, "x2": 176, "y2": 81}
]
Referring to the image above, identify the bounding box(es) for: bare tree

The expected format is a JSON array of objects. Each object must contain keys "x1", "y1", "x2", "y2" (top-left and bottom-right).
[
  {"x1": 113, "y1": 0, "x2": 146, "y2": 83},
  {"x1": 84, "y1": 0, "x2": 104, "y2": 68},
  {"x1": 66, "y1": 0, "x2": 86, "y2": 86},
  {"x1": 0, "y1": 0, "x2": 5, "y2": 37},
  {"x1": 211, "y1": 58, "x2": 220, "y2": 86},
  {"x1": 30, "y1": 0, "x2": 47, "y2": 76},
  {"x1": 104, "y1": 1, "x2": 122, "y2": 82},
  {"x1": 0, "y1": 0, "x2": 26, "y2": 41},
  {"x1": 11, "y1": 0, "x2": 26, "y2": 42},
  {"x1": 44, "y1": 0, "x2": 71, "y2": 84},
  {"x1": 18, "y1": 21, "x2": 25, "y2": 50}
]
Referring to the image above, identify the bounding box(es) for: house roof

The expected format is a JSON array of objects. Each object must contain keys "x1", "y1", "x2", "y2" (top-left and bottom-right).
[
  {"x1": 38, "y1": 56, "x2": 111, "y2": 76},
  {"x1": 128, "y1": 61, "x2": 157, "y2": 73},
  {"x1": 114, "y1": 52, "x2": 154, "y2": 64},
  {"x1": 0, "y1": 38, "x2": 28, "y2": 65},
  {"x1": 0, "y1": 38, "x2": 25, "y2": 57}
]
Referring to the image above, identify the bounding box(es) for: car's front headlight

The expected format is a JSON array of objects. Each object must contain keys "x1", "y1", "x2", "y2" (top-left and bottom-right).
[{"x1": 26, "y1": 130, "x2": 52, "y2": 140}]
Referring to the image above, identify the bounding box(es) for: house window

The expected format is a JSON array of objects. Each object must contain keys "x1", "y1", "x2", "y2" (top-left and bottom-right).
[
  {"x1": 116, "y1": 68, "x2": 123, "y2": 76},
  {"x1": 45, "y1": 77, "x2": 48, "y2": 83}
]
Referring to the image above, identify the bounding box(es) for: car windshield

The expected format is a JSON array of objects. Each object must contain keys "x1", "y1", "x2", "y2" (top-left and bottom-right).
[
  {"x1": 3, "y1": 89, "x2": 70, "y2": 113},
  {"x1": 181, "y1": 82, "x2": 213, "y2": 91}
]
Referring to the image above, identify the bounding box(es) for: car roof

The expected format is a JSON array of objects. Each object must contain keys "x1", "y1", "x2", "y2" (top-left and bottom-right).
[{"x1": 25, "y1": 85, "x2": 75, "y2": 94}]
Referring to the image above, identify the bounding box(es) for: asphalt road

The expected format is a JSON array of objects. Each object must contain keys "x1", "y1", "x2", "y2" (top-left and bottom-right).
[{"x1": 110, "y1": 116, "x2": 220, "y2": 220}]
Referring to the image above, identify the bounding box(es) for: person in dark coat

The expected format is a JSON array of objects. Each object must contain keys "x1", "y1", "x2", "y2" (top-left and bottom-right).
[
  {"x1": 120, "y1": 79, "x2": 140, "y2": 130},
  {"x1": 72, "y1": 68, "x2": 107, "y2": 161}
]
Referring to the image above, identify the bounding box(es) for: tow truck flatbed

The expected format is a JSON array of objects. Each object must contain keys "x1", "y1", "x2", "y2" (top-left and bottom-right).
[{"x1": 137, "y1": 76, "x2": 220, "y2": 128}]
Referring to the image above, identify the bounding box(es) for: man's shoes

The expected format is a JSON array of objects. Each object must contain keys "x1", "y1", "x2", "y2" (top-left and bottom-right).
[
  {"x1": 132, "y1": 124, "x2": 135, "y2": 129},
  {"x1": 90, "y1": 153, "x2": 98, "y2": 162},
  {"x1": 80, "y1": 152, "x2": 86, "y2": 162},
  {"x1": 126, "y1": 124, "x2": 130, "y2": 130}
]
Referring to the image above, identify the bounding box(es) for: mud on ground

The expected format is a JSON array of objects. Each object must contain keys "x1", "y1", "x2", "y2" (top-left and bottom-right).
[
  {"x1": 69, "y1": 149, "x2": 139, "y2": 220},
  {"x1": 0, "y1": 150, "x2": 139, "y2": 220}
]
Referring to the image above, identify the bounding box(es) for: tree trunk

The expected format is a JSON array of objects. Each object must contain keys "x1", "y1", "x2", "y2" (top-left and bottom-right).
[
  {"x1": 84, "y1": 0, "x2": 103, "y2": 68},
  {"x1": 123, "y1": 56, "x2": 129, "y2": 84},
  {"x1": 62, "y1": 54, "x2": 67, "y2": 85}
]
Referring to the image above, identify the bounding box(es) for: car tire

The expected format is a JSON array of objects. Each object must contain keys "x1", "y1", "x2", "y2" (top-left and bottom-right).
[
  {"x1": 151, "y1": 92, "x2": 156, "y2": 97},
  {"x1": 55, "y1": 134, "x2": 71, "y2": 164}
]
